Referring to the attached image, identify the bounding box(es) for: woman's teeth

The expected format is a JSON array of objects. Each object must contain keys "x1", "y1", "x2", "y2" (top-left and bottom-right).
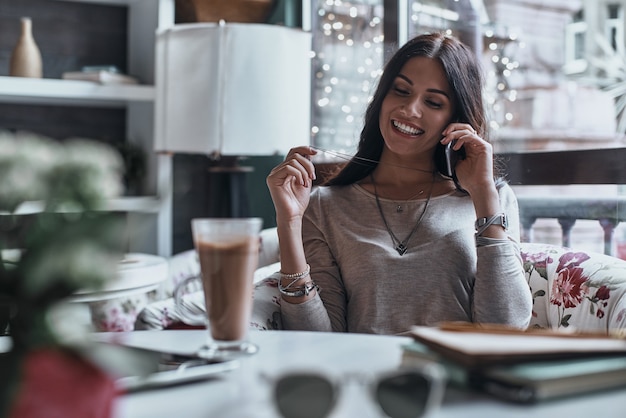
[{"x1": 393, "y1": 120, "x2": 422, "y2": 135}]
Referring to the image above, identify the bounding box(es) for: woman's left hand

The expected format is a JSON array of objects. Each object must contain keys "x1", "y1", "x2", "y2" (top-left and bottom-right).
[{"x1": 440, "y1": 123, "x2": 494, "y2": 195}]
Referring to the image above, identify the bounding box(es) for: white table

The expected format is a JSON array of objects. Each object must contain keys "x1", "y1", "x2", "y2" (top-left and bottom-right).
[
  {"x1": 70, "y1": 253, "x2": 169, "y2": 303},
  {"x1": 62, "y1": 253, "x2": 169, "y2": 331},
  {"x1": 102, "y1": 330, "x2": 626, "y2": 418}
]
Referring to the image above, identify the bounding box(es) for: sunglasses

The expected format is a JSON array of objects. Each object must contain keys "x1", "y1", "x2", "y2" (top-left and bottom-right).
[{"x1": 266, "y1": 364, "x2": 446, "y2": 418}]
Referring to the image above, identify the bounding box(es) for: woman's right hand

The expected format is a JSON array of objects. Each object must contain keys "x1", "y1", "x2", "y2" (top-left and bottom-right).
[{"x1": 266, "y1": 146, "x2": 317, "y2": 223}]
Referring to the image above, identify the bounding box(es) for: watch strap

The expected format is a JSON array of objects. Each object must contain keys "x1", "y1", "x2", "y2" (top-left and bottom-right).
[{"x1": 475, "y1": 213, "x2": 508, "y2": 236}]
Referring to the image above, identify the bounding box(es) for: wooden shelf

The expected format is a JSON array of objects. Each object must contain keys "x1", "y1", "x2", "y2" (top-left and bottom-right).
[
  {"x1": 0, "y1": 76, "x2": 155, "y2": 107},
  {"x1": 9, "y1": 196, "x2": 162, "y2": 215},
  {"x1": 52, "y1": 0, "x2": 133, "y2": 5}
]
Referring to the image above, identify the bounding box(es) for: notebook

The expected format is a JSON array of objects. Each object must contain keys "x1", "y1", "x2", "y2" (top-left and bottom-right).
[
  {"x1": 404, "y1": 323, "x2": 626, "y2": 403},
  {"x1": 470, "y1": 355, "x2": 626, "y2": 403},
  {"x1": 409, "y1": 323, "x2": 626, "y2": 368}
]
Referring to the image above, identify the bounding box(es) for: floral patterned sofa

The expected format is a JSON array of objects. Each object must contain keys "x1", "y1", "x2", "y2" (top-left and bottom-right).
[
  {"x1": 522, "y1": 242, "x2": 626, "y2": 333},
  {"x1": 87, "y1": 227, "x2": 281, "y2": 332},
  {"x1": 93, "y1": 228, "x2": 626, "y2": 335}
]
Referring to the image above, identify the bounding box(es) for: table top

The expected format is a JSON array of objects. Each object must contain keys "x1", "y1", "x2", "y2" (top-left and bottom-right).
[
  {"x1": 102, "y1": 330, "x2": 626, "y2": 418},
  {"x1": 69, "y1": 253, "x2": 169, "y2": 302}
]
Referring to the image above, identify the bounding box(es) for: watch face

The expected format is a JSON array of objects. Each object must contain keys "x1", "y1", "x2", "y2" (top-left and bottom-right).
[{"x1": 475, "y1": 214, "x2": 508, "y2": 231}]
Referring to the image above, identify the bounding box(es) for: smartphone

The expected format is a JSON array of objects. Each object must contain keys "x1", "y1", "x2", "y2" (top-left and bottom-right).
[
  {"x1": 443, "y1": 140, "x2": 465, "y2": 178},
  {"x1": 88, "y1": 343, "x2": 240, "y2": 393}
]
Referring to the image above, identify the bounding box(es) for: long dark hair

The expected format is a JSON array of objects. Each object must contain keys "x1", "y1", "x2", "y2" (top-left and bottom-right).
[{"x1": 325, "y1": 32, "x2": 493, "y2": 187}]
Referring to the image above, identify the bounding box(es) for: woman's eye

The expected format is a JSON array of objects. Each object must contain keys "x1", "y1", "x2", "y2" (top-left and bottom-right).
[
  {"x1": 393, "y1": 85, "x2": 410, "y2": 95},
  {"x1": 426, "y1": 100, "x2": 443, "y2": 108}
]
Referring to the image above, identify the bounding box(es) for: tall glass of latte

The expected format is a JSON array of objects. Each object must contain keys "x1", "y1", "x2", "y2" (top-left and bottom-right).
[{"x1": 183, "y1": 217, "x2": 262, "y2": 359}]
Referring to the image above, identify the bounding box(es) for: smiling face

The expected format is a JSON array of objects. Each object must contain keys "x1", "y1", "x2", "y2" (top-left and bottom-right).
[{"x1": 379, "y1": 56, "x2": 456, "y2": 163}]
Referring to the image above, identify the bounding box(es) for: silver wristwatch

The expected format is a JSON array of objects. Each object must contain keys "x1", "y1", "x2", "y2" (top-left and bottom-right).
[{"x1": 475, "y1": 213, "x2": 508, "y2": 231}]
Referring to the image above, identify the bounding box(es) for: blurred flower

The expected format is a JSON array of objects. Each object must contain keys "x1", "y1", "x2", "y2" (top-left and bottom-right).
[
  {"x1": 0, "y1": 133, "x2": 57, "y2": 212},
  {"x1": 0, "y1": 132, "x2": 124, "y2": 213}
]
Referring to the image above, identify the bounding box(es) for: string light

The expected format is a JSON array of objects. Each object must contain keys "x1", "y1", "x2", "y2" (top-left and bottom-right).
[
  {"x1": 483, "y1": 23, "x2": 521, "y2": 131},
  {"x1": 311, "y1": 1, "x2": 520, "y2": 151},
  {"x1": 311, "y1": 0, "x2": 384, "y2": 152}
]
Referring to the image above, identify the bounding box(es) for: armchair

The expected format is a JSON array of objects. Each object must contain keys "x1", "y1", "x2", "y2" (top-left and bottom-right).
[{"x1": 126, "y1": 230, "x2": 626, "y2": 335}]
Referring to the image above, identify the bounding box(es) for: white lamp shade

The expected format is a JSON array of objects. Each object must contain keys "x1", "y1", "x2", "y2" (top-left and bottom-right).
[{"x1": 155, "y1": 22, "x2": 312, "y2": 156}]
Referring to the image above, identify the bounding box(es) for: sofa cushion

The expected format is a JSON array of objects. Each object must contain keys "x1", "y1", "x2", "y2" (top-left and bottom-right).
[
  {"x1": 250, "y1": 272, "x2": 282, "y2": 331},
  {"x1": 521, "y1": 242, "x2": 626, "y2": 334},
  {"x1": 133, "y1": 263, "x2": 282, "y2": 331}
]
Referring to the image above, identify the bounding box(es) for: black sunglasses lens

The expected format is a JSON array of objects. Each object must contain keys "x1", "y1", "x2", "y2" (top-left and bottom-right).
[
  {"x1": 274, "y1": 375, "x2": 335, "y2": 418},
  {"x1": 376, "y1": 372, "x2": 430, "y2": 418}
]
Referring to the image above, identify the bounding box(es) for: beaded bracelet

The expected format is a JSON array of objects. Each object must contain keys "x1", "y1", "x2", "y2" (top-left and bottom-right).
[{"x1": 280, "y1": 264, "x2": 311, "y2": 280}]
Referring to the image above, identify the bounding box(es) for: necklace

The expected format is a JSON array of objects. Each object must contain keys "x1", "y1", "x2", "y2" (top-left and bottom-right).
[
  {"x1": 393, "y1": 188, "x2": 425, "y2": 213},
  {"x1": 371, "y1": 173, "x2": 434, "y2": 256},
  {"x1": 309, "y1": 145, "x2": 434, "y2": 174}
]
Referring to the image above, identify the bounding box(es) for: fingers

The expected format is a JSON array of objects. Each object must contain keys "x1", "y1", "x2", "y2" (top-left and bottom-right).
[
  {"x1": 441, "y1": 123, "x2": 480, "y2": 150},
  {"x1": 269, "y1": 146, "x2": 317, "y2": 187},
  {"x1": 286, "y1": 145, "x2": 317, "y2": 160},
  {"x1": 443, "y1": 122, "x2": 476, "y2": 136}
]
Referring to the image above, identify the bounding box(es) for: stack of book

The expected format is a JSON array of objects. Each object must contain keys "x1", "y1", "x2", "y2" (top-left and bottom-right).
[
  {"x1": 402, "y1": 322, "x2": 626, "y2": 403},
  {"x1": 62, "y1": 66, "x2": 138, "y2": 85}
]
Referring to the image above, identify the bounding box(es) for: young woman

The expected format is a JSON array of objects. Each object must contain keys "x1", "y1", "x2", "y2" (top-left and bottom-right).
[{"x1": 266, "y1": 32, "x2": 532, "y2": 334}]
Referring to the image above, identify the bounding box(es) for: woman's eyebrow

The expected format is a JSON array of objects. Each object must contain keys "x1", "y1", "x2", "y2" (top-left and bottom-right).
[{"x1": 396, "y1": 74, "x2": 450, "y2": 99}]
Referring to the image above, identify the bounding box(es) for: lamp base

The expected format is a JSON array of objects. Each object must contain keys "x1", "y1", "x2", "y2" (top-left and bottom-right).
[
  {"x1": 188, "y1": 0, "x2": 276, "y2": 23},
  {"x1": 207, "y1": 158, "x2": 254, "y2": 218}
]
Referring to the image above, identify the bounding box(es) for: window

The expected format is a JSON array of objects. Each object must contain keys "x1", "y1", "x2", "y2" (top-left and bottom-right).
[
  {"x1": 565, "y1": 10, "x2": 588, "y2": 74},
  {"x1": 307, "y1": 0, "x2": 626, "y2": 258},
  {"x1": 606, "y1": 3, "x2": 624, "y2": 54}
]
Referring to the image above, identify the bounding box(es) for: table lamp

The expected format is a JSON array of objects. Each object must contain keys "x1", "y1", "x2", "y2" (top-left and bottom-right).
[{"x1": 155, "y1": 21, "x2": 312, "y2": 216}]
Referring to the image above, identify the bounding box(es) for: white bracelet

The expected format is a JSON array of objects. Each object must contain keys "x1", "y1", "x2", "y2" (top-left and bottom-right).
[{"x1": 280, "y1": 264, "x2": 311, "y2": 280}]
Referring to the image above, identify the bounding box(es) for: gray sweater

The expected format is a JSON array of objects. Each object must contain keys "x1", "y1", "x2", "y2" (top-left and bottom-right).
[{"x1": 281, "y1": 182, "x2": 533, "y2": 334}]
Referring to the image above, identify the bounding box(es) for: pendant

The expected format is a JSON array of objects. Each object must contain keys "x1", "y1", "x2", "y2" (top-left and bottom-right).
[{"x1": 396, "y1": 244, "x2": 407, "y2": 256}]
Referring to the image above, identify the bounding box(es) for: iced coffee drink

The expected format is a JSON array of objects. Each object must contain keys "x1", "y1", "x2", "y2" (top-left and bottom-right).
[
  {"x1": 174, "y1": 218, "x2": 263, "y2": 359},
  {"x1": 196, "y1": 236, "x2": 259, "y2": 342}
]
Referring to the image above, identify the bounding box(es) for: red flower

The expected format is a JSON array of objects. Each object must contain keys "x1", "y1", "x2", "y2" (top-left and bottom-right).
[
  {"x1": 522, "y1": 251, "x2": 552, "y2": 269},
  {"x1": 557, "y1": 252, "x2": 590, "y2": 271},
  {"x1": 617, "y1": 308, "x2": 626, "y2": 323},
  {"x1": 550, "y1": 266, "x2": 589, "y2": 308},
  {"x1": 595, "y1": 285, "x2": 611, "y2": 301}
]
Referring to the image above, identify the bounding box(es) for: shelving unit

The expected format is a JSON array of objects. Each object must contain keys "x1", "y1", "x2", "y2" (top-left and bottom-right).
[
  {"x1": 0, "y1": 76, "x2": 154, "y2": 107},
  {"x1": 0, "y1": 0, "x2": 177, "y2": 256}
]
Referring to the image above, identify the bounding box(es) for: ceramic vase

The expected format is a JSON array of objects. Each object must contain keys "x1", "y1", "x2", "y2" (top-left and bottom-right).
[
  {"x1": 9, "y1": 17, "x2": 43, "y2": 78},
  {"x1": 190, "y1": 0, "x2": 276, "y2": 23},
  {"x1": 4, "y1": 348, "x2": 116, "y2": 418}
]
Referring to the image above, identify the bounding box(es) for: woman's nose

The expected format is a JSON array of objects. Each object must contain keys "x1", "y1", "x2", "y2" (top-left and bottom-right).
[{"x1": 404, "y1": 98, "x2": 423, "y2": 117}]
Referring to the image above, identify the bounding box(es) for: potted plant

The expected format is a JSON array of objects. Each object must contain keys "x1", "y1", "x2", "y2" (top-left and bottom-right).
[{"x1": 0, "y1": 131, "x2": 127, "y2": 418}]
